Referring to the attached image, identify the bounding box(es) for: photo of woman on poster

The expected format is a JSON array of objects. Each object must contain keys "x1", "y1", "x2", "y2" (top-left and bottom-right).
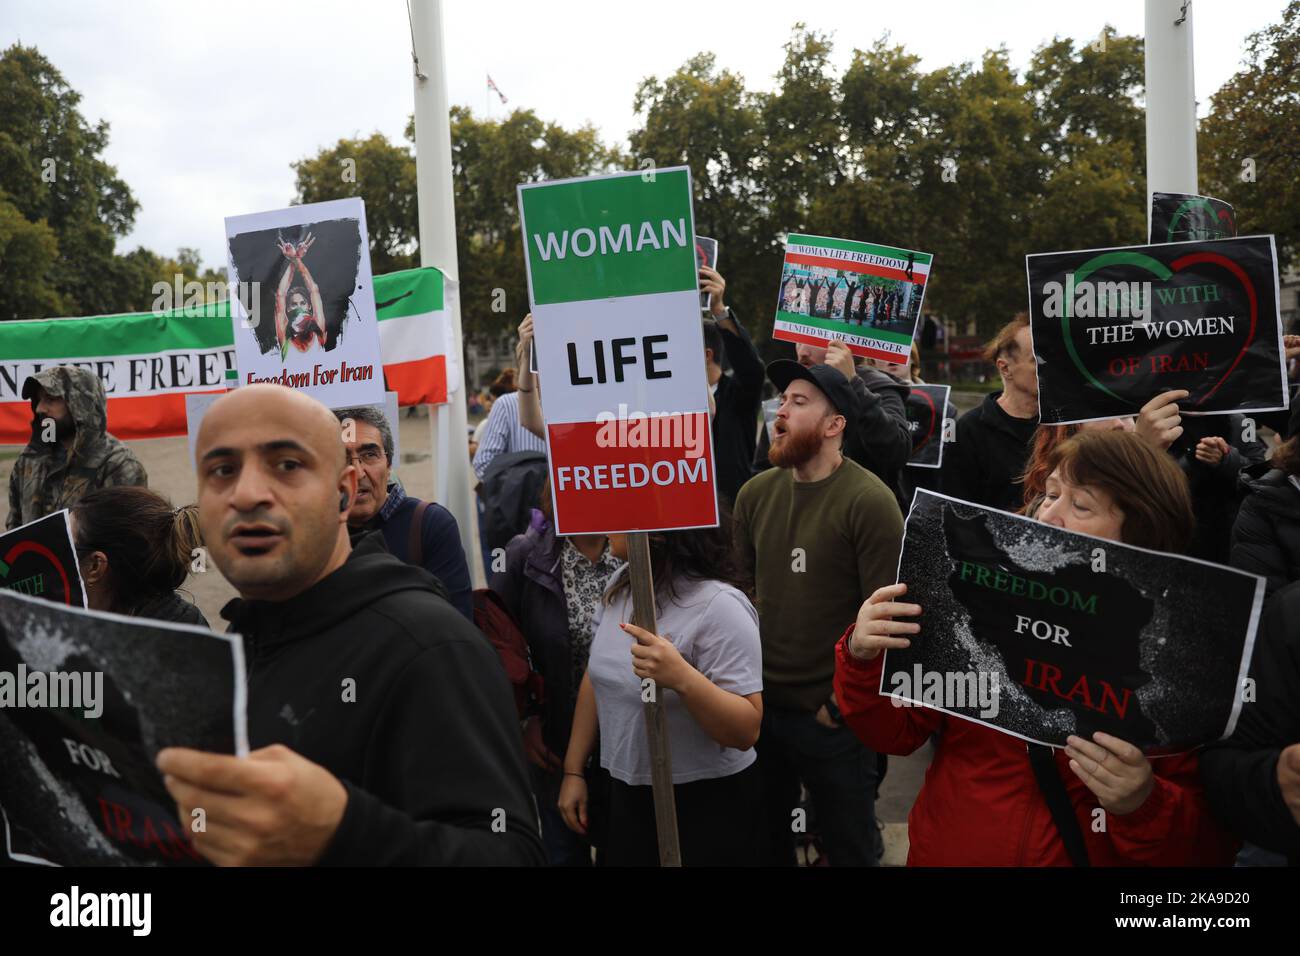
[{"x1": 274, "y1": 232, "x2": 327, "y2": 359}]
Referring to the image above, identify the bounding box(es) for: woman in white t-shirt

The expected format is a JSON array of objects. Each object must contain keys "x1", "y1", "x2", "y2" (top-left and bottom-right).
[{"x1": 558, "y1": 522, "x2": 764, "y2": 866}]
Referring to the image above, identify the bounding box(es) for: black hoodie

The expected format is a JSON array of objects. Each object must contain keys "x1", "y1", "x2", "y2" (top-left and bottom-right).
[
  {"x1": 940, "y1": 391, "x2": 1038, "y2": 512},
  {"x1": 1200, "y1": 581, "x2": 1300, "y2": 864},
  {"x1": 222, "y1": 534, "x2": 544, "y2": 866}
]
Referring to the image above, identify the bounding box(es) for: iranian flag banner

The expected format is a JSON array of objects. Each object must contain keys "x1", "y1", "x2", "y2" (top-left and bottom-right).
[{"x1": 0, "y1": 267, "x2": 451, "y2": 445}]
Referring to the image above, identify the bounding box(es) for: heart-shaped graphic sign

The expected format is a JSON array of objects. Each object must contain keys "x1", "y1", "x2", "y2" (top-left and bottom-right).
[
  {"x1": 2, "y1": 540, "x2": 75, "y2": 605},
  {"x1": 1060, "y1": 250, "x2": 1258, "y2": 410}
]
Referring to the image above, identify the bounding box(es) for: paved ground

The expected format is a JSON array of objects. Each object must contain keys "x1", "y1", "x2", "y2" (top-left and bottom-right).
[{"x1": 2, "y1": 390, "x2": 979, "y2": 865}]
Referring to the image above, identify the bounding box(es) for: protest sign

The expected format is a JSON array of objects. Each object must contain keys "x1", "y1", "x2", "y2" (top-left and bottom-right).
[
  {"x1": 1026, "y1": 235, "x2": 1287, "y2": 424},
  {"x1": 225, "y1": 198, "x2": 384, "y2": 407},
  {"x1": 905, "y1": 384, "x2": 951, "y2": 469},
  {"x1": 0, "y1": 267, "x2": 451, "y2": 445},
  {"x1": 1150, "y1": 192, "x2": 1237, "y2": 244},
  {"x1": 0, "y1": 589, "x2": 247, "y2": 865},
  {"x1": 882, "y1": 490, "x2": 1263, "y2": 752},
  {"x1": 0, "y1": 512, "x2": 86, "y2": 608},
  {"x1": 518, "y1": 167, "x2": 718, "y2": 535},
  {"x1": 774, "y1": 234, "x2": 932, "y2": 363},
  {"x1": 695, "y1": 235, "x2": 719, "y2": 311}
]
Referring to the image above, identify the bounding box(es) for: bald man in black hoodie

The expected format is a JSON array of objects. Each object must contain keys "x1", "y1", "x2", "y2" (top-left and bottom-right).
[{"x1": 156, "y1": 384, "x2": 543, "y2": 866}]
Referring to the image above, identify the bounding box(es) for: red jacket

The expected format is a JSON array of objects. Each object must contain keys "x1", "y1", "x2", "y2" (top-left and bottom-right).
[{"x1": 833, "y1": 626, "x2": 1238, "y2": 866}]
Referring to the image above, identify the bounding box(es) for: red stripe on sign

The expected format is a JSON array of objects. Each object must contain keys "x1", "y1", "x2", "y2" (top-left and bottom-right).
[
  {"x1": 785, "y1": 252, "x2": 925, "y2": 284},
  {"x1": 547, "y1": 414, "x2": 718, "y2": 534},
  {"x1": 772, "y1": 327, "x2": 910, "y2": 364}
]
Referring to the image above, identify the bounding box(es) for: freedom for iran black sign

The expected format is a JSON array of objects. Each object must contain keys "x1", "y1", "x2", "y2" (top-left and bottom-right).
[
  {"x1": 1027, "y1": 236, "x2": 1287, "y2": 424},
  {"x1": 0, "y1": 590, "x2": 246, "y2": 866},
  {"x1": 882, "y1": 491, "x2": 1263, "y2": 752}
]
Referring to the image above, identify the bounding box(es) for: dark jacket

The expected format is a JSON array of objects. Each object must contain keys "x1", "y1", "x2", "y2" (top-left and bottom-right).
[
  {"x1": 492, "y1": 520, "x2": 573, "y2": 757},
  {"x1": 133, "y1": 590, "x2": 209, "y2": 629},
  {"x1": 353, "y1": 480, "x2": 472, "y2": 621},
  {"x1": 1231, "y1": 466, "x2": 1300, "y2": 600},
  {"x1": 711, "y1": 312, "x2": 765, "y2": 503},
  {"x1": 1200, "y1": 581, "x2": 1300, "y2": 864},
  {"x1": 478, "y1": 450, "x2": 549, "y2": 553},
  {"x1": 1169, "y1": 414, "x2": 1266, "y2": 564},
  {"x1": 223, "y1": 533, "x2": 544, "y2": 865},
  {"x1": 940, "y1": 391, "x2": 1037, "y2": 512},
  {"x1": 7, "y1": 366, "x2": 147, "y2": 530},
  {"x1": 754, "y1": 365, "x2": 912, "y2": 501}
]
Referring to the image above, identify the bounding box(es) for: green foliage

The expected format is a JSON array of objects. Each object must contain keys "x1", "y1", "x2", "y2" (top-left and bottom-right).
[
  {"x1": 292, "y1": 133, "x2": 419, "y2": 274},
  {"x1": 1201, "y1": 0, "x2": 1300, "y2": 266},
  {"x1": 0, "y1": 43, "x2": 222, "y2": 320},
  {"x1": 5, "y1": 9, "x2": 1297, "y2": 345}
]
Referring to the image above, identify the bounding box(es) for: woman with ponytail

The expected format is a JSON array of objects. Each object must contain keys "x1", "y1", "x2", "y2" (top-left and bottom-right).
[{"x1": 70, "y1": 486, "x2": 209, "y2": 627}]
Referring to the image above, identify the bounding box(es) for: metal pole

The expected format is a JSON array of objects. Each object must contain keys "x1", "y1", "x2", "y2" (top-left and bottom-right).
[
  {"x1": 410, "y1": 0, "x2": 486, "y2": 586},
  {"x1": 1144, "y1": 0, "x2": 1199, "y2": 220},
  {"x1": 625, "y1": 531, "x2": 682, "y2": 866}
]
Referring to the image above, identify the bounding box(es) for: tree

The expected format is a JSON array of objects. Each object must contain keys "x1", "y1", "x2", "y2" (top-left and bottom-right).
[
  {"x1": 0, "y1": 44, "x2": 145, "y2": 319},
  {"x1": 630, "y1": 52, "x2": 769, "y2": 330},
  {"x1": 291, "y1": 108, "x2": 614, "y2": 341},
  {"x1": 627, "y1": 25, "x2": 1150, "y2": 343},
  {"x1": 1201, "y1": 0, "x2": 1300, "y2": 266},
  {"x1": 292, "y1": 133, "x2": 418, "y2": 274}
]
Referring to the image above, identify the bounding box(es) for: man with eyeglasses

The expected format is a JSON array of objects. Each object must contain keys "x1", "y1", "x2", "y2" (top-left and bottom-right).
[{"x1": 333, "y1": 406, "x2": 473, "y2": 621}]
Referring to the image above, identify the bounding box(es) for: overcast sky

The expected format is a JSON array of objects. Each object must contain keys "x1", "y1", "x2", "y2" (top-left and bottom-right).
[{"x1": 3, "y1": 0, "x2": 1288, "y2": 269}]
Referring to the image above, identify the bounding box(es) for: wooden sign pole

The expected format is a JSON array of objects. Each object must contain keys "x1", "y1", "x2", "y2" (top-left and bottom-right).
[{"x1": 625, "y1": 531, "x2": 682, "y2": 867}]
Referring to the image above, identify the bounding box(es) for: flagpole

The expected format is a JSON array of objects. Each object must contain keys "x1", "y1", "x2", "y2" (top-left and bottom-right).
[
  {"x1": 410, "y1": 0, "x2": 486, "y2": 587},
  {"x1": 1144, "y1": 0, "x2": 1198, "y2": 218}
]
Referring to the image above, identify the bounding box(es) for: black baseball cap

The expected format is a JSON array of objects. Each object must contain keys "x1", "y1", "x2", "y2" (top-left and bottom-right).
[{"x1": 766, "y1": 360, "x2": 855, "y2": 418}]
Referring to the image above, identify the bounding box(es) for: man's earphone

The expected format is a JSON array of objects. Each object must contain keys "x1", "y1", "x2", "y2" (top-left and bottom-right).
[{"x1": 339, "y1": 491, "x2": 350, "y2": 513}]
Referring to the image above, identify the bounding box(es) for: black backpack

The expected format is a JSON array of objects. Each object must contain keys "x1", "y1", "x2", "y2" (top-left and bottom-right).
[{"x1": 477, "y1": 450, "x2": 549, "y2": 553}]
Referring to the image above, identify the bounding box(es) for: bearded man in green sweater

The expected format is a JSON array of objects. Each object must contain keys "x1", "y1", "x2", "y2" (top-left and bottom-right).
[{"x1": 734, "y1": 359, "x2": 904, "y2": 866}]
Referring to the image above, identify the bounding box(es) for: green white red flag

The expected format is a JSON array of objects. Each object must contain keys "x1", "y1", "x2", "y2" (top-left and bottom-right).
[{"x1": 0, "y1": 267, "x2": 452, "y2": 444}]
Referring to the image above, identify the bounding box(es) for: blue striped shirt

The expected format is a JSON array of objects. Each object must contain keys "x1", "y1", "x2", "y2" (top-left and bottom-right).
[{"x1": 472, "y1": 391, "x2": 547, "y2": 478}]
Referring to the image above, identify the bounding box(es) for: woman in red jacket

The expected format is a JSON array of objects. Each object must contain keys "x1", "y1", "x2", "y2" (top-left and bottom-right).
[{"x1": 834, "y1": 429, "x2": 1239, "y2": 866}]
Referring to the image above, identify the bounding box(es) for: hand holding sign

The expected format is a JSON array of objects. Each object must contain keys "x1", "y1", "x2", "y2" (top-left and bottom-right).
[
  {"x1": 621, "y1": 621, "x2": 692, "y2": 692},
  {"x1": 824, "y1": 339, "x2": 857, "y2": 382},
  {"x1": 848, "y1": 583, "x2": 921, "y2": 662},
  {"x1": 1135, "y1": 389, "x2": 1187, "y2": 451},
  {"x1": 158, "y1": 743, "x2": 347, "y2": 867},
  {"x1": 1064, "y1": 731, "x2": 1155, "y2": 815},
  {"x1": 699, "y1": 264, "x2": 727, "y2": 320}
]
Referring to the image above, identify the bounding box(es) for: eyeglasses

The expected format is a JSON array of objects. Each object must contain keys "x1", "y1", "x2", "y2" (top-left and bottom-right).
[{"x1": 346, "y1": 449, "x2": 385, "y2": 466}]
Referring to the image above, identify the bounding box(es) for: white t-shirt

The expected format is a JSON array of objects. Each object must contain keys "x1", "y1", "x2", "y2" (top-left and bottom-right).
[{"x1": 587, "y1": 573, "x2": 763, "y2": 785}]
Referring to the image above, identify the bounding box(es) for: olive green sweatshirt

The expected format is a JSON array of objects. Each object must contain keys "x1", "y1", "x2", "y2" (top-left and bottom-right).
[{"x1": 734, "y1": 457, "x2": 904, "y2": 712}]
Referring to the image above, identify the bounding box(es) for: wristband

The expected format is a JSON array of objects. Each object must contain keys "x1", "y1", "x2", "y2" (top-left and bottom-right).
[{"x1": 563, "y1": 770, "x2": 585, "y2": 779}]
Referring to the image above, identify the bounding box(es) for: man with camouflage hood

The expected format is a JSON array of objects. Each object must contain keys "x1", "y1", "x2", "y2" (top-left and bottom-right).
[{"x1": 6, "y1": 366, "x2": 148, "y2": 530}]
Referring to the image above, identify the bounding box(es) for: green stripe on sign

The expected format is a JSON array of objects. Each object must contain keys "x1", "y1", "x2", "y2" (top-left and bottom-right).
[
  {"x1": 520, "y1": 169, "x2": 697, "y2": 305},
  {"x1": 787, "y1": 234, "x2": 933, "y2": 266}
]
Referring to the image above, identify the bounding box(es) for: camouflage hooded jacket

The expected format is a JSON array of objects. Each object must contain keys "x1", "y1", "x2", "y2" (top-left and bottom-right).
[{"x1": 5, "y1": 366, "x2": 148, "y2": 530}]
